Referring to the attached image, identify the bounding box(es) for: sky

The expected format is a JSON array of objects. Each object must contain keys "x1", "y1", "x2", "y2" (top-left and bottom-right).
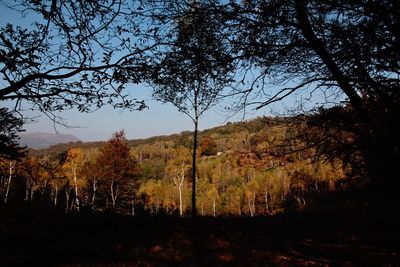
[
  {"x1": 17, "y1": 84, "x2": 271, "y2": 142},
  {"x1": 0, "y1": 2, "x2": 274, "y2": 142},
  {"x1": 0, "y1": 2, "x2": 339, "y2": 142}
]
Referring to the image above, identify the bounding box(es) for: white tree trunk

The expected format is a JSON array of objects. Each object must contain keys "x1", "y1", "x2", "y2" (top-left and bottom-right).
[
  {"x1": 73, "y1": 166, "x2": 80, "y2": 212},
  {"x1": 212, "y1": 197, "x2": 216, "y2": 217},
  {"x1": 247, "y1": 197, "x2": 253, "y2": 217},
  {"x1": 54, "y1": 185, "x2": 58, "y2": 207},
  {"x1": 92, "y1": 179, "x2": 97, "y2": 210},
  {"x1": 110, "y1": 180, "x2": 118, "y2": 210},
  {"x1": 247, "y1": 192, "x2": 256, "y2": 217},
  {"x1": 178, "y1": 186, "x2": 183, "y2": 216},
  {"x1": 4, "y1": 161, "x2": 16, "y2": 204},
  {"x1": 174, "y1": 164, "x2": 185, "y2": 216}
]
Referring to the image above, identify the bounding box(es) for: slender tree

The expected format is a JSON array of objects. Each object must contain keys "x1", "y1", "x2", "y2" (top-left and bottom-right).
[
  {"x1": 62, "y1": 148, "x2": 84, "y2": 211},
  {"x1": 150, "y1": 1, "x2": 233, "y2": 217}
]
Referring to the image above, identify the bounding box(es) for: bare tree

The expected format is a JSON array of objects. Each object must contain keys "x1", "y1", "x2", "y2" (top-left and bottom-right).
[{"x1": 172, "y1": 163, "x2": 186, "y2": 216}]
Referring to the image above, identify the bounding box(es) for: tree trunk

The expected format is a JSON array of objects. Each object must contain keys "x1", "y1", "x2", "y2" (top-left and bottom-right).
[
  {"x1": 191, "y1": 117, "x2": 199, "y2": 217},
  {"x1": 295, "y1": 0, "x2": 363, "y2": 111},
  {"x1": 4, "y1": 161, "x2": 16, "y2": 204},
  {"x1": 110, "y1": 180, "x2": 118, "y2": 210},
  {"x1": 264, "y1": 192, "x2": 269, "y2": 214},
  {"x1": 178, "y1": 186, "x2": 183, "y2": 216},
  {"x1": 65, "y1": 189, "x2": 70, "y2": 213},
  {"x1": 247, "y1": 196, "x2": 253, "y2": 217},
  {"x1": 25, "y1": 178, "x2": 32, "y2": 202},
  {"x1": 54, "y1": 185, "x2": 58, "y2": 207},
  {"x1": 174, "y1": 164, "x2": 185, "y2": 216},
  {"x1": 73, "y1": 167, "x2": 80, "y2": 212},
  {"x1": 110, "y1": 181, "x2": 115, "y2": 210},
  {"x1": 252, "y1": 192, "x2": 256, "y2": 216},
  {"x1": 212, "y1": 197, "x2": 216, "y2": 217},
  {"x1": 92, "y1": 179, "x2": 97, "y2": 211}
]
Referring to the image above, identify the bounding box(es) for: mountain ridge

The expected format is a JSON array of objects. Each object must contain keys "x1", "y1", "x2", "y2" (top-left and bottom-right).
[{"x1": 19, "y1": 132, "x2": 81, "y2": 149}]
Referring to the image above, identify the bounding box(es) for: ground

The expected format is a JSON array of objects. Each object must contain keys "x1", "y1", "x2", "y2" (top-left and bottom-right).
[{"x1": 0, "y1": 203, "x2": 399, "y2": 267}]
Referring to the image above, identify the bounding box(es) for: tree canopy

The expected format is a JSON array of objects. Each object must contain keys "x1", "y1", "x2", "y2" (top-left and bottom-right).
[
  {"x1": 0, "y1": 108, "x2": 25, "y2": 160},
  {"x1": 0, "y1": 0, "x2": 154, "y2": 121}
]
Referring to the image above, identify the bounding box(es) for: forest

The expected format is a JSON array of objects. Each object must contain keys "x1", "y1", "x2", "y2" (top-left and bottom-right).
[
  {"x1": 1, "y1": 0, "x2": 399, "y2": 266},
  {"x1": 1, "y1": 116, "x2": 347, "y2": 216}
]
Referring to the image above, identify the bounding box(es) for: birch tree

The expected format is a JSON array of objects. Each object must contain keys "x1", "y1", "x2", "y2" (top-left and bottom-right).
[
  {"x1": 3, "y1": 159, "x2": 16, "y2": 204},
  {"x1": 63, "y1": 148, "x2": 84, "y2": 211}
]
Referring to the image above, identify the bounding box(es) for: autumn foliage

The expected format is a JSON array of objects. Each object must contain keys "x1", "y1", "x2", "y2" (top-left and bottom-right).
[{"x1": 0, "y1": 118, "x2": 351, "y2": 216}]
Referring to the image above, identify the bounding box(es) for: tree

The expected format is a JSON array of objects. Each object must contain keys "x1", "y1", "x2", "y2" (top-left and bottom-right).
[
  {"x1": 81, "y1": 152, "x2": 100, "y2": 211},
  {"x1": 182, "y1": 0, "x2": 400, "y2": 185},
  {"x1": 199, "y1": 136, "x2": 218, "y2": 157},
  {"x1": 206, "y1": 183, "x2": 219, "y2": 217},
  {"x1": 62, "y1": 148, "x2": 84, "y2": 211},
  {"x1": 1, "y1": 158, "x2": 16, "y2": 204},
  {"x1": 150, "y1": 1, "x2": 234, "y2": 217},
  {"x1": 258, "y1": 169, "x2": 282, "y2": 214},
  {"x1": 201, "y1": 0, "x2": 398, "y2": 110},
  {"x1": 165, "y1": 147, "x2": 191, "y2": 216},
  {"x1": 96, "y1": 130, "x2": 136, "y2": 211},
  {"x1": 0, "y1": 0, "x2": 156, "y2": 123},
  {"x1": 223, "y1": 185, "x2": 243, "y2": 216},
  {"x1": 0, "y1": 108, "x2": 25, "y2": 204},
  {"x1": 137, "y1": 179, "x2": 164, "y2": 215},
  {"x1": 244, "y1": 176, "x2": 259, "y2": 217},
  {"x1": 40, "y1": 156, "x2": 63, "y2": 208},
  {"x1": 0, "y1": 108, "x2": 25, "y2": 160},
  {"x1": 20, "y1": 156, "x2": 43, "y2": 202}
]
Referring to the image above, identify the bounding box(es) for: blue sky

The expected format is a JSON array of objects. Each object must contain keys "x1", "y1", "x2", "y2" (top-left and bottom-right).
[
  {"x1": 0, "y1": 2, "x2": 341, "y2": 142},
  {"x1": 17, "y1": 83, "x2": 272, "y2": 142},
  {"x1": 0, "y1": 3, "x2": 272, "y2": 142}
]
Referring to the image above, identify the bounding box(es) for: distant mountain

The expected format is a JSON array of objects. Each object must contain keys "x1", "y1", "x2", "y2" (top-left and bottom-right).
[{"x1": 19, "y1": 132, "x2": 81, "y2": 149}]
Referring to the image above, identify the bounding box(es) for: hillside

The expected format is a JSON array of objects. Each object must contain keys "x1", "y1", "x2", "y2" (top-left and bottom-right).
[
  {"x1": 16, "y1": 115, "x2": 349, "y2": 217},
  {"x1": 19, "y1": 132, "x2": 81, "y2": 149},
  {"x1": 34, "y1": 116, "x2": 292, "y2": 154}
]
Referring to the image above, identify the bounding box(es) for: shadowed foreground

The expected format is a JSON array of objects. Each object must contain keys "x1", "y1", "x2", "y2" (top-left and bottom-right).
[{"x1": 1, "y1": 193, "x2": 399, "y2": 267}]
